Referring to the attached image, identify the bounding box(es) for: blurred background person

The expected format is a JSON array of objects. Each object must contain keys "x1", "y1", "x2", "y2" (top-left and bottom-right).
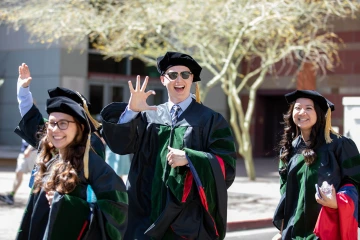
[
  {"x1": 0, "y1": 139, "x2": 37, "y2": 205},
  {"x1": 105, "y1": 145, "x2": 131, "y2": 182}
]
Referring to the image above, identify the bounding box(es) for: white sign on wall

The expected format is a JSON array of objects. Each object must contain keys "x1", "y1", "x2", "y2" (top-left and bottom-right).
[{"x1": 342, "y1": 97, "x2": 360, "y2": 149}]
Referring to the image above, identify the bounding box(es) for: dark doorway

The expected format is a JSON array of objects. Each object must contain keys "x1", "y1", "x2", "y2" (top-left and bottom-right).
[{"x1": 261, "y1": 96, "x2": 288, "y2": 156}]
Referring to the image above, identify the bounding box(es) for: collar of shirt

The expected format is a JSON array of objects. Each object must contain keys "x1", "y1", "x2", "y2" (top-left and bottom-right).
[{"x1": 167, "y1": 95, "x2": 193, "y2": 117}]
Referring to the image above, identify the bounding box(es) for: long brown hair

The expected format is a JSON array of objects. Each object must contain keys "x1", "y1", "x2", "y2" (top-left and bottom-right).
[
  {"x1": 278, "y1": 101, "x2": 326, "y2": 165},
  {"x1": 33, "y1": 119, "x2": 87, "y2": 194}
]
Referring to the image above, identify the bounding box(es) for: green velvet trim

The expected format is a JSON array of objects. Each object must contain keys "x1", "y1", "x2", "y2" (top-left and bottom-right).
[
  {"x1": 279, "y1": 161, "x2": 287, "y2": 195},
  {"x1": 105, "y1": 218, "x2": 122, "y2": 240},
  {"x1": 342, "y1": 154, "x2": 360, "y2": 169},
  {"x1": 149, "y1": 124, "x2": 235, "y2": 238},
  {"x1": 183, "y1": 148, "x2": 217, "y2": 217},
  {"x1": 211, "y1": 126, "x2": 233, "y2": 139},
  {"x1": 210, "y1": 127, "x2": 236, "y2": 168},
  {"x1": 50, "y1": 195, "x2": 89, "y2": 240},
  {"x1": 150, "y1": 125, "x2": 187, "y2": 222},
  {"x1": 342, "y1": 154, "x2": 360, "y2": 183},
  {"x1": 97, "y1": 190, "x2": 128, "y2": 204},
  {"x1": 97, "y1": 199, "x2": 127, "y2": 226},
  {"x1": 290, "y1": 154, "x2": 320, "y2": 239}
]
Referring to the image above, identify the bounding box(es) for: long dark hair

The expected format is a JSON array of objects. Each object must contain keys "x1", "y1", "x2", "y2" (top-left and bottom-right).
[
  {"x1": 33, "y1": 118, "x2": 87, "y2": 194},
  {"x1": 278, "y1": 101, "x2": 326, "y2": 165}
]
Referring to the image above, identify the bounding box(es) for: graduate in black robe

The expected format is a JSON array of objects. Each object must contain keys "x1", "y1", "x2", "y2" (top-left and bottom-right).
[
  {"x1": 272, "y1": 90, "x2": 360, "y2": 240},
  {"x1": 14, "y1": 63, "x2": 128, "y2": 240},
  {"x1": 101, "y1": 52, "x2": 236, "y2": 239}
]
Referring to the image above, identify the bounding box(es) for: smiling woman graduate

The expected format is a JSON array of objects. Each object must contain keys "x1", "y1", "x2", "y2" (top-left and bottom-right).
[
  {"x1": 14, "y1": 64, "x2": 128, "y2": 240},
  {"x1": 272, "y1": 90, "x2": 360, "y2": 240},
  {"x1": 101, "y1": 52, "x2": 236, "y2": 240}
]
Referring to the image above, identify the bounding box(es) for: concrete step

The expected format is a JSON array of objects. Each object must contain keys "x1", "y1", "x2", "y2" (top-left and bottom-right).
[{"x1": 0, "y1": 145, "x2": 19, "y2": 162}]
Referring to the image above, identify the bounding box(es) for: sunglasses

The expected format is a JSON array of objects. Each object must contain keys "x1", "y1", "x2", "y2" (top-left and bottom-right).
[{"x1": 165, "y1": 71, "x2": 192, "y2": 80}]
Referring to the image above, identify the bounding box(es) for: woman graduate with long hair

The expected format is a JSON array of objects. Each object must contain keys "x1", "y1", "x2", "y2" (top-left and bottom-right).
[
  {"x1": 15, "y1": 63, "x2": 128, "y2": 240},
  {"x1": 272, "y1": 90, "x2": 360, "y2": 240}
]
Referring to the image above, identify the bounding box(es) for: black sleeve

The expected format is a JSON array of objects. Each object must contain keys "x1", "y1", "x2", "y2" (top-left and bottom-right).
[
  {"x1": 100, "y1": 102, "x2": 145, "y2": 155},
  {"x1": 14, "y1": 104, "x2": 45, "y2": 148}
]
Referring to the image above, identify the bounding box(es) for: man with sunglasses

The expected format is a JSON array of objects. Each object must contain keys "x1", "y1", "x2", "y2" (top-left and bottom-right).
[{"x1": 101, "y1": 51, "x2": 236, "y2": 240}]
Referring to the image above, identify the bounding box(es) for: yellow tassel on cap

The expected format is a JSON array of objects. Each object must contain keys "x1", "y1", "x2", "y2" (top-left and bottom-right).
[
  {"x1": 75, "y1": 92, "x2": 97, "y2": 180},
  {"x1": 195, "y1": 83, "x2": 201, "y2": 103},
  {"x1": 83, "y1": 133, "x2": 91, "y2": 179},
  {"x1": 76, "y1": 91, "x2": 101, "y2": 130},
  {"x1": 324, "y1": 106, "x2": 341, "y2": 144}
]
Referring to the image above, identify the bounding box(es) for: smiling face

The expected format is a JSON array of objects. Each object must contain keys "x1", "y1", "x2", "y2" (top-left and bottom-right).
[
  {"x1": 292, "y1": 98, "x2": 317, "y2": 137},
  {"x1": 47, "y1": 112, "x2": 79, "y2": 154},
  {"x1": 160, "y1": 65, "x2": 193, "y2": 104}
]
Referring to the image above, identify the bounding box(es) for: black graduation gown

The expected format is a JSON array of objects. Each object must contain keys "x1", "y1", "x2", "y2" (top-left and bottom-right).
[
  {"x1": 101, "y1": 99, "x2": 236, "y2": 240},
  {"x1": 273, "y1": 134, "x2": 360, "y2": 239},
  {"x1": 14, "y1": 104, "x2": 128, "y2": 240}
]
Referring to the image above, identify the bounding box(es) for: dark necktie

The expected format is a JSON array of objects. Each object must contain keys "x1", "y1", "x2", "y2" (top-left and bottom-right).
[{"x1": 171, "y1": 105, "x2": 181, "y2": 126}]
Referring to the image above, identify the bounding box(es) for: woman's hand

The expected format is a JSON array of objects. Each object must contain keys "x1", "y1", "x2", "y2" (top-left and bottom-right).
[
  {"x1": 18, "y1": 63, "x2": 32, "y2": 88},
  {"x1": 128, "y1": 75, "x2": 157, "y2": 112},
  {"x1": 272, "y1": 232, "x2": 282, "y2": 240},
  {"x1": 315, "y1": 184, "x2": 338, "y2": 209},
  {"x1": 46, "y1": 191, "x2": 55, "y2": 207},
  {"x1": 167, "y1": 146, "x2": 188, "y2": 168}
]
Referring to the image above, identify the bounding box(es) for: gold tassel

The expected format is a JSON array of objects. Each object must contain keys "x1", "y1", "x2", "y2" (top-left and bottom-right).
[
  {"x1": 195, "y1": 83, "x2": 201, "y2": 103},
  {"x1": 324, "y1": 107, "x2": 341, "y2": 143},
  {"x1": 324, "y1": 107, "x2": 332, "y2": 143},
  {"x1": 75, "y1": 91, "x2": 95, "y2": 180},
  {"x1": 76, "y1": 91, "x2": 101, "y2": 130},
  {"x1": 83, "y1": 133, "x2": 91, "y2": 179}
]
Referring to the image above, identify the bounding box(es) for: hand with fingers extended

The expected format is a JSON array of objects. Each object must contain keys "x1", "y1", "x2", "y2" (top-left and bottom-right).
[
  {"x1": 18, "y1": 63, "x2": 32, "y2": 88},
  {"x1": 167, "y1": 146, "x2": 188, "y2": 168},
  {"x1": 128, "y1": 75, "x2": 157, "y2": 112}
]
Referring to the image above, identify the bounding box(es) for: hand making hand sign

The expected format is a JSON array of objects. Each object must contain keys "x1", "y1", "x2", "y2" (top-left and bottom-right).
[
  {"x1": 18, "y1": 63, "x2": 32, "y2": 88},
  {"x1": 128, "y1": 75, "x2": 157, "y2": 112}
]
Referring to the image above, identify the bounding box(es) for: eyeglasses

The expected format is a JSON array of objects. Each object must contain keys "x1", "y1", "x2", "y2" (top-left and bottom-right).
[
  {"x1": 47, "y1": 120, "x2": 75, "y2": 130},
  {"x1": 165, "y1": 71, "x2": 192, "y2": 80}
]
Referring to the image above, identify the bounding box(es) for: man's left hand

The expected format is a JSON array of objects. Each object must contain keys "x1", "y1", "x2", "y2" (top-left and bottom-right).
[{"x1": 167, "y1": 146, "x2": 188, "y2": 168}]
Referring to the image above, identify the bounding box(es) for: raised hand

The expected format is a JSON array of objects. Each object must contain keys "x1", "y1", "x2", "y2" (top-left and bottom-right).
[
  {"x1": 18, "y1": 63, "x2": 32, "y2": 88},
  {"x1": 128, "y1": 75, "x2": 157, "y2": 112}
]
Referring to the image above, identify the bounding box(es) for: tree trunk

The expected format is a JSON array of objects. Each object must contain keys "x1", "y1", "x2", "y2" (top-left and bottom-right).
[{"x1": 241, "y1": 134, "x2": 256, "y2": 181}]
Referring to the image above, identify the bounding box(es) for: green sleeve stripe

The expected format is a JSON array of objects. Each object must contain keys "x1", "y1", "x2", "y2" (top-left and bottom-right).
[
  {"x1": 342, "y1": 154, "x2": 360, "y2": 169},
  {"x1": 183, "y1": 148, "x2": 217, "y2": 215},
  {"x1": 97, "y1": 190, "x2": 128, "y2": 204},
  {"x1": 51, "y1": 195, "x2": 90, "y2": 240},
  {"x1": 212, "y1": 127, "x2": 233, "y2": 139},
  {"x1": 105, "y1": 223, "x2": 122, "y2": 240},
  {"x1": 97, "y1": 200, "x2": 127, "y2": 228}
]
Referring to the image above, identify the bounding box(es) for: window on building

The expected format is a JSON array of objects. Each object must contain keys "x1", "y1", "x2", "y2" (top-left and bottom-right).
[
  {"x1": 112, "y1": 86, "x2": 124, "y2": 102},
  {"x1": 88, "y1": 53, "x2": 126, "y2": 74},
  {"x1": 89, "y1": 85, "x2": 104, "y2": 115},
  {"x1": 146, "y1": 65, "x2": 160, "y2": 77},
  {"x1": 131, "y1": 58, "x2": 146, "y2": 76},
  {"x1": 89, "y1": 51, "x2": 160, "y2": 78}
]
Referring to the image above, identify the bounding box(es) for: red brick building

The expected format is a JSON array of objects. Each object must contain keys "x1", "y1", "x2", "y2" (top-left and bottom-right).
[{"x1": 253, "y1": 17, "x2": 360, "y2": 157}]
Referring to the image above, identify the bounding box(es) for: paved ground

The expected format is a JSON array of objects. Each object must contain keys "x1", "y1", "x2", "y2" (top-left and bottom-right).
[
  {"x1": 0, "y1": 165, "x2": 31, "y2": 240},
  {"x1": 227, "y1": 157, "x2": 280, "y2": 229},
  {"x1": 0, "y1": 148, "x2": 281, "y2": 239}
]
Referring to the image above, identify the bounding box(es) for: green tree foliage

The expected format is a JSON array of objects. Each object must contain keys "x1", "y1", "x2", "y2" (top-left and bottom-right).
[{"x1": 1, "y1": 0, "x2": 359, "y2": 179}]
